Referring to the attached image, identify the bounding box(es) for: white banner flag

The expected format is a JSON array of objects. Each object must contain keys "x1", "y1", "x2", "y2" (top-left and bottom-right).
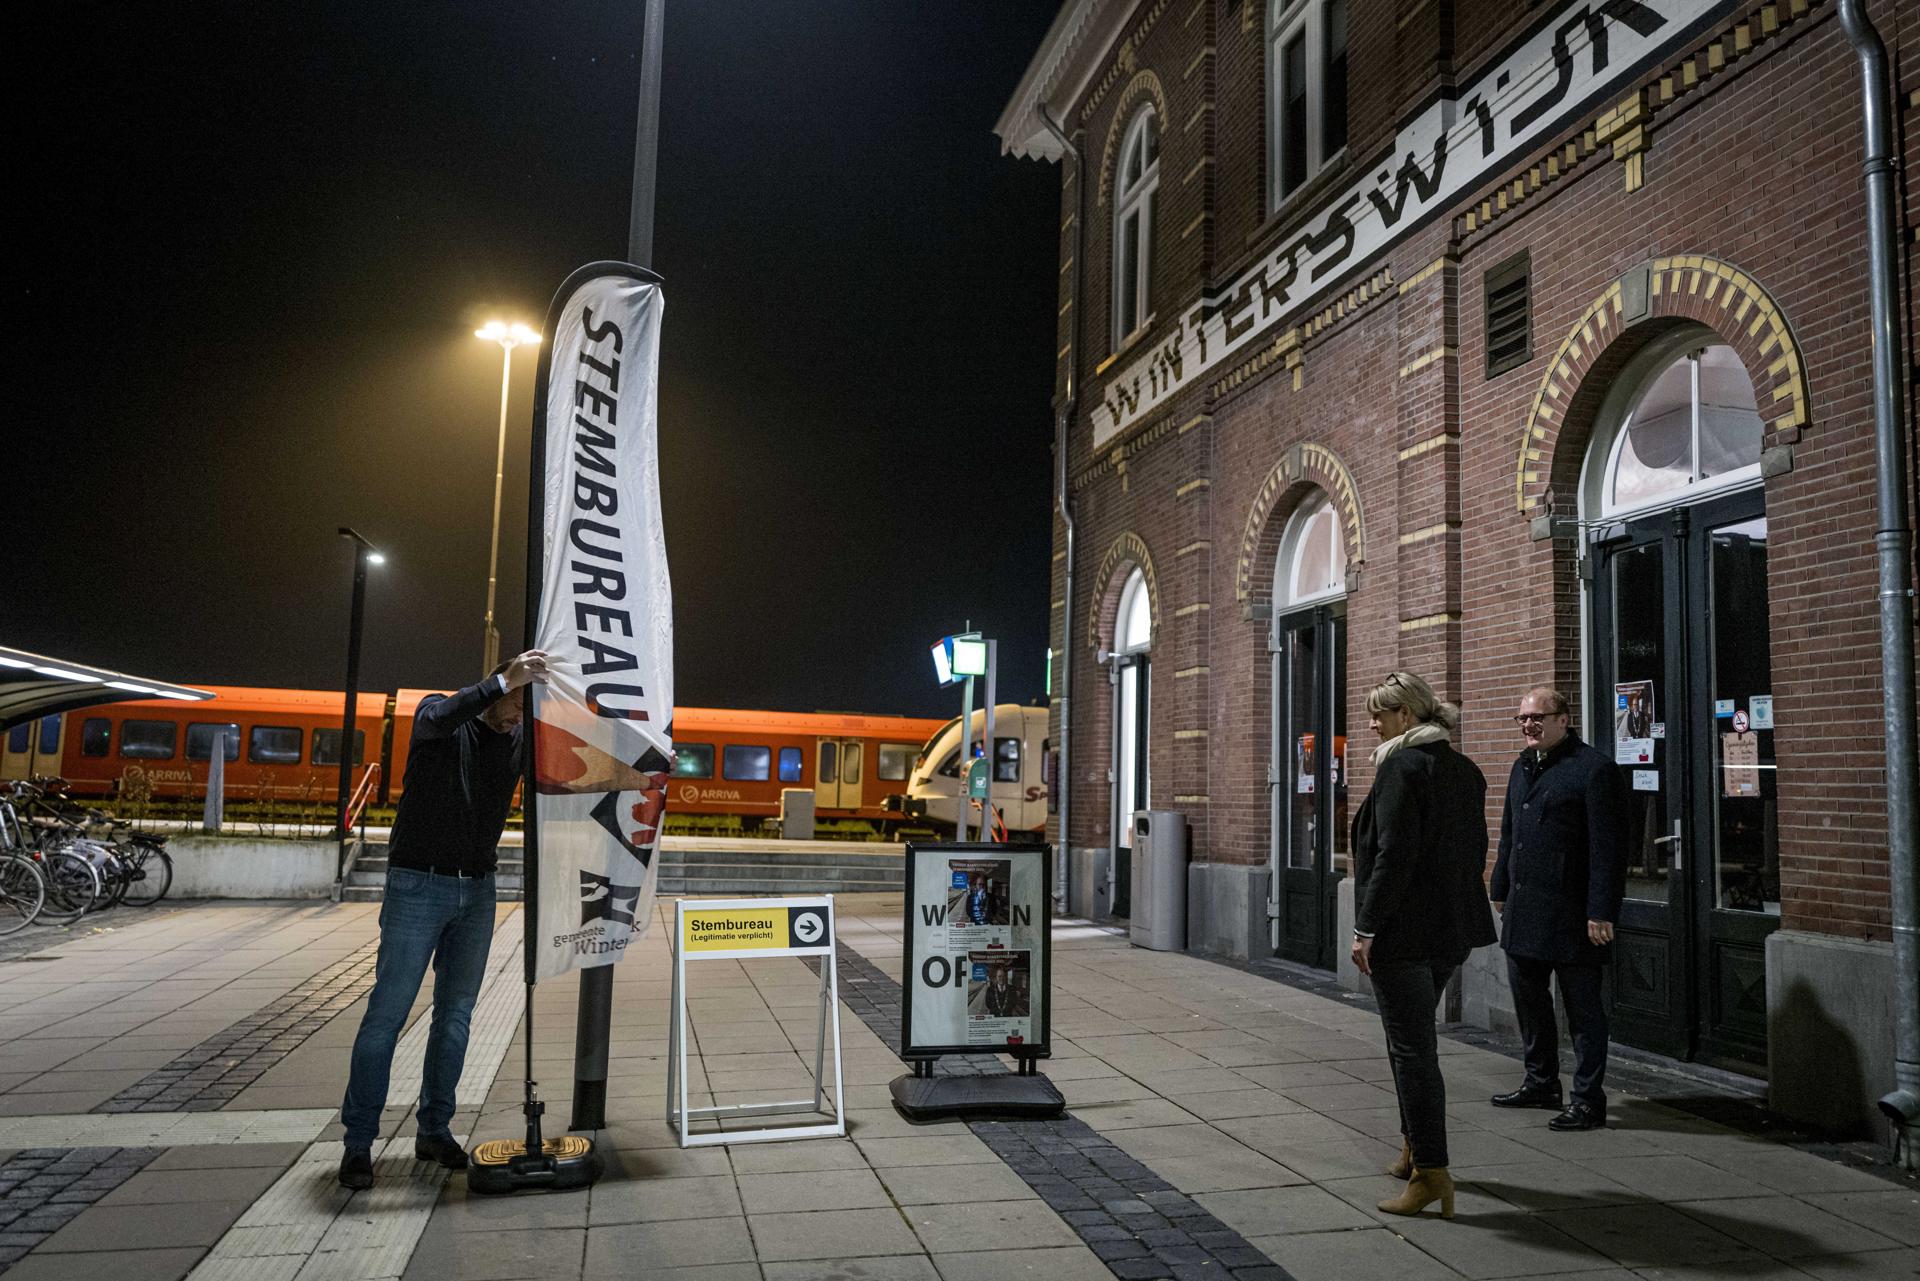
[{"x1": 528, "y1": 263, "x2": 673, "y2": 980}]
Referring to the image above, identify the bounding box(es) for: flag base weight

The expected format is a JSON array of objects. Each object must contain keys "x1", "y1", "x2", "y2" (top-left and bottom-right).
[
  {"x1": 888, "y1": 1071, "x2": 1064, "y2": 1124},
  {"x1": 468, "y1": 1134, "x2": 602, "y2": 1195}
]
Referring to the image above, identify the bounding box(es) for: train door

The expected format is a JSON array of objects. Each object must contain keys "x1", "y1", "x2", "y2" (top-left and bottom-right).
[
  {"x1": 2, "y1": 715, "x2": 63, "y2": 781},
  {"x1": 815, "y1": 738, "x2": 864, "y2": 812}
]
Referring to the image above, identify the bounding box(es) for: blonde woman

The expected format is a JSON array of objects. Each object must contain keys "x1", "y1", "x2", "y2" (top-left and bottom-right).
[{"x1": 1351, "y1": 672, "x2": 1497, "y2": 1218}]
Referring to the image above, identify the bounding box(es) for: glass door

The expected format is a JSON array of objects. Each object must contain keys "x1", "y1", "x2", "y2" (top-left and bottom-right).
[
  {"x1": 1589, "y1": 488, "x2": 1776, "y2": 1069},
  {"x1": 1270, "y1": 604, "x2": 1347, "y2": 967},
  {"x1": 1113, "y1": 654, "x2": 1149, "y2": 918}
]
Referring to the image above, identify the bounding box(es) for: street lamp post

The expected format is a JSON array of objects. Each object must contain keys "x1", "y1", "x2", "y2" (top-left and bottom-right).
[
  {"x1": 336, "y1": 527, "x2": 385, "y2": 878},
  {"x1": 476, "y1": 321, "x2": 541, "y2": 673}
]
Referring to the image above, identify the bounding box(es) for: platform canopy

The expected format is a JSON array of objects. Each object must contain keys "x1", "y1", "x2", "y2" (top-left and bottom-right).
[{"x1": 0, "y1": 645, "x2": 212, "y2": 731}]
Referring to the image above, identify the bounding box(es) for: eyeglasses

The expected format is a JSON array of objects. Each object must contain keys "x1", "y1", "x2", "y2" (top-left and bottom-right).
[{"x1": 1513, "y1": 712, "x2": 1564, "y2": 726}]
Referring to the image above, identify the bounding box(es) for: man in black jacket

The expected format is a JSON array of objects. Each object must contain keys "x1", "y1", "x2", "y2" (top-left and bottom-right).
[
  {"x1": 337, "y1": 650, "x2": 547, "y2": 1190},
  {"x1": 1490, "y1": 685, "x2": 1627, "y2": 1132}
]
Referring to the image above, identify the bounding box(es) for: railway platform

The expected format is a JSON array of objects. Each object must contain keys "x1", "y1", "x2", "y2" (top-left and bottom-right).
[{"x1": 0, "y1": 896, "x2": 1912, "y2": 1281}]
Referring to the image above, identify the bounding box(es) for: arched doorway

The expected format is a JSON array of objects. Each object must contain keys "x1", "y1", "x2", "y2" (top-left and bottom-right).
[
  {"x1": 1269, "y1": 490, "x2": 1348, "y2": 967},
  {"x1": 1580, "y1": 329, "x2": 1775, "y2": 1069},
  {"x1": 1110, "y1": 568, "x2": 1152, "y2": 918}
]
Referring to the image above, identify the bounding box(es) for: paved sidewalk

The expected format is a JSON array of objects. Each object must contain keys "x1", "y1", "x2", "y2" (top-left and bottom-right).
[{"x1": 0, "y1": 896, "x2": 1913, "y2": 1281}]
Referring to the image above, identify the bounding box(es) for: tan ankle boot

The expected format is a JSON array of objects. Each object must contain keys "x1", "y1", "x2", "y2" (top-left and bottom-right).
[
  {"x1": 1377, "y1": 1165, "x2": 1454, "y2": 1219},
  {"x1": 1387, "y1": 1137, "x2": 1413, "y2": 1180}
]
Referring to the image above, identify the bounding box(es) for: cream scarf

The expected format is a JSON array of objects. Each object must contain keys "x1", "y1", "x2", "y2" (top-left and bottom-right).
[{"x1": 1371, "y1": 721, "x2": 1451, "y2": 767}]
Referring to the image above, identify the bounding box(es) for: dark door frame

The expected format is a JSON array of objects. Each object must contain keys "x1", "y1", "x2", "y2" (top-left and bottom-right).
[
  {"x1": 1588, "y1": 486, "x2": 1776, "y2": 1071},
  {"x1": 1271, "y1": 600, "x2": 1347, "y2": 968}
]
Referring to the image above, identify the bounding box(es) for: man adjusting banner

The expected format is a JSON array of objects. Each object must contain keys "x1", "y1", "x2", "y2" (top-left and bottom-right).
[{"x1": 527, "y1": 263, "x2": 674, "y2": 980}]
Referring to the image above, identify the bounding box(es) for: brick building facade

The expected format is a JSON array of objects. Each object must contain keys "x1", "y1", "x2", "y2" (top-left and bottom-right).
[{"x1": 997, "y1": 0, "x2": 1916, "y2": 1134}]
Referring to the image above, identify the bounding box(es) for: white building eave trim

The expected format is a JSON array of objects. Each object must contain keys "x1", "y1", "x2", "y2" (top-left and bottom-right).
[{"x1": 993, "y1": 0, "x2": 1144, "y2": 161}]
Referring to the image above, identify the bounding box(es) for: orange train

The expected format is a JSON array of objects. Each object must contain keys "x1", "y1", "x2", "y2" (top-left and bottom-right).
[{"x1": 21, "y1": 686, "x2": 946, "y2": 834}]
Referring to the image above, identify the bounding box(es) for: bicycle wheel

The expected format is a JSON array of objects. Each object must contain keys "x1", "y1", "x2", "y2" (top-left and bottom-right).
[
  {"x1": 98, "y1": 848, "x2": 132, "y2": 909},
  {"x1": 120, "y1": 843, "x2": 173, "y2": 907},
  {"x1": 36, "y1": 848, "x2": 100, "y2": 925},
  {"x1": 0, "y1": 854, "x2": 46, "y2": 936}
]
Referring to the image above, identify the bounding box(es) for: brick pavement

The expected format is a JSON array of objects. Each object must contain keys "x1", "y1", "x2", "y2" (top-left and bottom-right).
[{"x1": 0, "y1": 894, "x2": 1911, "y2": 1281}]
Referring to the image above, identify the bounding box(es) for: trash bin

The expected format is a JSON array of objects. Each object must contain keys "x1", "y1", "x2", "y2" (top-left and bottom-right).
[
  {"x1": 1129, "y1": 810, "x2": 1187, "y2": 951},
  {"x1": 780, "y1": 788, "x2": 815, "y2": 840}
]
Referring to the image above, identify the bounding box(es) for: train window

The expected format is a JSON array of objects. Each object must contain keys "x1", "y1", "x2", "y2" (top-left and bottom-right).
[
  {"x1": 187, "y1": 723, "x2": 242, "y2": 762},
  {"x1": 994, "y1": 736, "x2": 1022, "y2": 783},
  {"x1": 311, "y1": 728, "x2": 366, "y2": 766},
  {"x1": 82, "y1": 719, "x2": 110, "y2": 757},
  {"x1": 6, "y1": 725, "x2": 26, "y2": 753},
  {"x1": 778, "y1": 747, "x2": 803, "y2": 783},
  {"x1": 39, "y1": 715, "x2": 60, "y2": 755},
  {"x1": 843, "y1": 743, "x2": 862, "y2": 784},
  {"x1": 723, "y1": 745, "x2": 771, "y2": 781},
  {"x1": 249, "y1": 726, "x2": 303, "y2": 764},
  {"x1": 818, "y1": 741, "x2": 838, "y2": 784},
  {"x1": 937, "y1": 740, "x2": 983, "y2": 779},
  {"x1": 120, "y1": 721, "x2": 178, "y2": 760},
  {"x1": 878, "y1": 743, "x2": 914, "y2": 781},
  {"x1": 672, "y1": 744, "x2": 714, "y2": 778}
]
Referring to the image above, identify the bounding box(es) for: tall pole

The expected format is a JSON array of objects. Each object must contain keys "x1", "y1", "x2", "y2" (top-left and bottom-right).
[
  {"x1": 576, "y1": 0, "x2": 666, "y2": 1133},
  {"x1": 483, "y1": 342, "x2": 514, "y2": 674},
  {"x1": 335, "y1": 529, "x2": 372, "y2": 880}
]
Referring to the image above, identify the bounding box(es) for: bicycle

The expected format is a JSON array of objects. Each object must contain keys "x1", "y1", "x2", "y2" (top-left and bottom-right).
[{"x1": 0, "y1": 798, "x2": 48, "y2": 935}]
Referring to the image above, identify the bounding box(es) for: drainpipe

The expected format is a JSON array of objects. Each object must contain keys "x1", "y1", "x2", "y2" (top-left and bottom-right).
[
  {"x1": 1040, "y1": 103, "x2": 1083, "y2": 917},
  {"x1": 1836, "y1": 0, "x2": 1919, "y2": 1169}
]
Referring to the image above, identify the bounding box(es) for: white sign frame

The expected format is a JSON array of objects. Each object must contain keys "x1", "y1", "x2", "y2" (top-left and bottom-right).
[{"x1": 666, "y1": 895, "x2": 846, "y2": 1148}]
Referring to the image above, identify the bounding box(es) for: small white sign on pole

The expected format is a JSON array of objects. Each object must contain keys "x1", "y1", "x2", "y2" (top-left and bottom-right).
[{"x1": 666, "y1": 895, "x2": 845, "y2": 1148}]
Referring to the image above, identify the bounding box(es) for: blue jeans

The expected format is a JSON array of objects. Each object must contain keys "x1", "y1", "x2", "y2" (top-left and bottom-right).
[{"x1": 340, "y1": 867, "x2": 495, "y2": 1150}]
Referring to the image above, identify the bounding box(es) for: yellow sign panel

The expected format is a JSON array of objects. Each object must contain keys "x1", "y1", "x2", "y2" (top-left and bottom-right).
[{"x1": 681, "y1": 904, "x2": 833, "y2": 954}]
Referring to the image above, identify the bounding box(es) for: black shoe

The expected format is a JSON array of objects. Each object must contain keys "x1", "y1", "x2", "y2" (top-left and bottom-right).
[
  {"x1": 338, "y1": 1147, "x2": 374, "y2": 1190},
  {"x1": 1547, "y1": 1101, "x2": 1607, "y2": 1131},
  {"x1": 415, "y1": 1132, "x2": 470, "y2": 1170},
  {"x1": 1490, "y1": 1081, "x2": 1564, "y2": 1109}
]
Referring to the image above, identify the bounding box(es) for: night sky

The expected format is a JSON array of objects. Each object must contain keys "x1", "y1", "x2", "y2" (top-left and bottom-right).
[{"x1": 9, "y1": 2, "x2": 1062, "y2": 719}]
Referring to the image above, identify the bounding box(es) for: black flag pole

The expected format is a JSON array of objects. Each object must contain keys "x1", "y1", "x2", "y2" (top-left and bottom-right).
[
  {"x1": 469, "y1": 263, "x2": 659, "y2": 1195},
  {"x1": 575, "y1": 0, "x2": 665, "y2": 1134}
]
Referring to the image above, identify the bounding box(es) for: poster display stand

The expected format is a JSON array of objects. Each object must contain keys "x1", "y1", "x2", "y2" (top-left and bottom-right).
[
  {"x1": 666, "y1": 895, "x2": 846, "y2": 1147},
  {"x1": 890, "y1": 842, "x2": 1065, "y2": 1122}
]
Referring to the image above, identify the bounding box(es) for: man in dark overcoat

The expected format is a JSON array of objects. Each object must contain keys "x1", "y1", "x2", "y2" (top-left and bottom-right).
[{"x1": 1489, "y1": 685, "x2": 1628, "y2": 1131}]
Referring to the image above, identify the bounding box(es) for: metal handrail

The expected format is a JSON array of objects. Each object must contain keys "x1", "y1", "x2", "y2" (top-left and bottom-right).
[{"x1": 340, "y1": 762, "x2": 381, "y2": 836}]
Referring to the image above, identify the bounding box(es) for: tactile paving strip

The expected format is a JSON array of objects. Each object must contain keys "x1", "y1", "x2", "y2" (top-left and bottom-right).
[
  {"x1": 185, "y1": 909, "x2": 527, "y2": 1281},
  {"x1": 95, "y1": 939, "x2": 382, "y2": 1113},
  {"x1": 818, "y1": 943, "x2": 1299, "y2": 1281},
  {"x1": 383, "y1": 911, "x2": 523, "y2": 1109}
]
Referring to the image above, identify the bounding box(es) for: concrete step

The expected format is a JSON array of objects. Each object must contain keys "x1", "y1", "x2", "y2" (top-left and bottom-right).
[{"x1": 660, "y1": 878, "x2": 902, "y2": 896}]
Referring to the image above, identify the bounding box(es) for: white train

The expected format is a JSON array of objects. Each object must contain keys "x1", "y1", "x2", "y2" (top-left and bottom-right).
[{"x1": 890, "y1": 703, "x2": 1050, "y2": 835}]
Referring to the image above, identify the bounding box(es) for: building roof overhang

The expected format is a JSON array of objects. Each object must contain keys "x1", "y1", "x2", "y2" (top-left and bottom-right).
[
  {"x1": 0, "y1": 645, "x2": 212, "y2": 732},
  {"x1": 993, "y1": 0, "x2": 1143, "y2": 161}
]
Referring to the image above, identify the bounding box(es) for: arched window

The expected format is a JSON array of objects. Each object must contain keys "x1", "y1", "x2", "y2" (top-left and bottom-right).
[
  {"x1": 1597, "y1": 341, "x2": 1764, "y2": 517},
  {"x1": 1276, "y1": 490, "x2": 1347, "y2": 608},
  {"x1": 1113, "y1": 107, "x2": 1159, "y2": 348}
]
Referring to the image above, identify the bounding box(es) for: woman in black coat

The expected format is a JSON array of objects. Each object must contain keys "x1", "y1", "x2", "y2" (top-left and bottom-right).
[{"x1": 1351, "y1": 671, "x2": 1498, "y2": 1219}]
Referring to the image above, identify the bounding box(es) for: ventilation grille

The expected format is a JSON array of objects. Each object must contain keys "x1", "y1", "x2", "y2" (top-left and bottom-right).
[{"x1": 1485, "y1": 252, "x2": 1532, "y2": 378}]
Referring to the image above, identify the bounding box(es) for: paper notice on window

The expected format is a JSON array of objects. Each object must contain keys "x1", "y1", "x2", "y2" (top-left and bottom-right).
[
  {"x1": 1722, "y1": 731, "x2": 1761, "y2": 797},
  {"x1": 1616, "y1": 737, "x2": 1655, "y2": 766},
  {"x1": 1632, "y1": 769, "x2": 1660, "y2": 792}
]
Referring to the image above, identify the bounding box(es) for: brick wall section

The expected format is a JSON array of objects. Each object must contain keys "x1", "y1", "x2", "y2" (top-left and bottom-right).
[{"x1": 1041, "y1": 0, "x2": 1915, "y2": 942}]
